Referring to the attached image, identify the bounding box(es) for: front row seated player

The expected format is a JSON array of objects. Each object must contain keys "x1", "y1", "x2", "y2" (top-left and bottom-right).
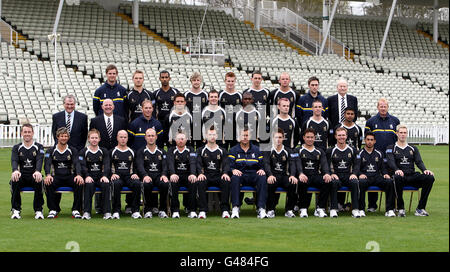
[
  {"x1": 354, "y1": 132, "x2": 396, "y2": 217},
  {"x1": 110, "y1": 130, "x2": 142, "y2": 219},
  {"x1": 44, "y1": 127, "x2": 84, "y2": 219},
  {"x1": 327, "y1": 127, "x2": 361, "y2": 218},
  {"x1": 263, "y1": 128, "x2": 298, "y2": 218},
  {"x1": 136, "y1": 128, "x2": 170, "y2": 218},
  {"x1": 10, "y1": 123, "x2": 45, "y2": 219},
  {"x1": 295, "y1": 128, "x2": 332, "y2": 218},
  {"x1": 79, "y1": 128, "x2": 111, "y2": 220},
  {"x1": 386, "y1": 124, "x2": 435, "y2": 217},
  {"x1": 167, "y1": 131, "x2": 198, "y2": 219},
  {"x1": 229, "y1": 127, "x2": 268, "y2": 219},
  {"x1": 195, "y1": 126, "x2": 232, "y2": 219}
]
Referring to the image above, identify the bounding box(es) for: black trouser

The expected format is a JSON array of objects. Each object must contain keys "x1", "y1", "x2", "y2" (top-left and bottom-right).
[
  {"x1": 330, "y1": 174, "x2": 359, "y2": 210},
  {"x1": 10, "y1": 175, "x2": 44, "y2": 212},
  {"x1": 297, "y1": 175, "x2": 331, "y2": 210},
  {"x1": 394, "y1": 172, "x2": 434, "y2": 210},
  {"x1": 170, "y1": 174, "x2": 196, "y2": 213},
  {"x1": 111, "y1": 175, "x2": 141, "y2": 213},
  {"x1": 197, "y1": 174, "x2": 230, "y2": 213},
  {"x1": 45, "y1": 174, "x2": 83, "y2": 212},
  {"x1": 359, "y1": 175, "x2": 395, "y2": 211},
  {"x1": 84, "y1": 178, "x2": 111, "y2": 214},
  {"x1": 231, "y1": 172, "x2": 267, "y2": 209},
  {"x1": 267, "y1": 175, "x2": 297, "y2": 212},
  {"x1": 143, "y1": 175, "x2": 170, "y2": 213}
]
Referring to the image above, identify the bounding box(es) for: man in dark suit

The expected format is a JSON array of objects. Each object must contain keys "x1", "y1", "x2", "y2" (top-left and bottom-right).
[
  {"x1": 89, "y1": 98, "x2": 128, "y2": 151},
  {"x1": 327, "y1": 78, "x2": 358, "y2": 142},
  {"x1": 89, "y1": 98, "x2": 128, "y2": 214},
  {"x1": 52, "y1": 94, "x2": 88, "y2": 151}
]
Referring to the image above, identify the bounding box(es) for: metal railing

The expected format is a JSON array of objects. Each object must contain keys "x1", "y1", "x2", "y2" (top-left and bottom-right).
[
  {"x1": 0, "y1": 19, "x2": 19, "y2": 45},
  {"x1": 179, "y1": 37, "x2": 226, "y2": 60},
  {"x1": 0, "y1": 124, "x2": 54, "y2": 147}
]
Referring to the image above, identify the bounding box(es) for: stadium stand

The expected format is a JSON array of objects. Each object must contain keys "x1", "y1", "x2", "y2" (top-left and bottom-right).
[{"x1": 0, "y1": 0, "x2": 448, "y2": 143}]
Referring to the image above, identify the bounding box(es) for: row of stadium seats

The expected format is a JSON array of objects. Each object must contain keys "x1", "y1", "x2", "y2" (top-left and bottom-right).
[
  {"x1": 417, "y1": 21, "x2": 450, "y2": 44},
  {"x1": 306, "y1": 16, "x2": 449, "y2": 59}
]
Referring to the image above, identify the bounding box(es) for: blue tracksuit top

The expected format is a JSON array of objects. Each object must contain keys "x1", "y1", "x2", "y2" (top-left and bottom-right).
[
  {"x1": 228, "y1": 143, "x2": 264, "y2": 173},
  {"x1": 364, "y1": 112, "x2": 400, "y2": 153}
]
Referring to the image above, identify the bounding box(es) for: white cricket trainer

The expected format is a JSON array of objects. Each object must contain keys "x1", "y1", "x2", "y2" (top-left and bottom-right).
[
  {"x1": 231, "y1": 206, "x2": 240, "y2": 219},
  {"x1": 267, "y1": 210, "x2": 275, "y2": 218},
  {"x1": 172, "y1": 212, "x2": 180, "y2": 218},
  {"x1": 112, "y1": 212, "x2": 120, "y2": 219},
  {"x1": 257, "y1": 208, "x2": 268, "y2": 219},
  {"x1": 415, "y1": 209, "x2": 429, "y2": 216},
  {"x1": 188, "y1": 211, "x2": 198, "y2": 218},
  {"x1": 11, "y1": 209, "x2": 21, "y2": 219},
  {"x1": 398, "y1": 209, "x2": 406, "y2": 217},
  {"x1": 144, "y1": 211, "x2": 153, "y2": 218},
  {"x1": 198, "y1": 211, "x2": 206, "y2": 219},
  {"x1": 299, "y1": 208, "x2": 308, "y2": 218},
  {"x1": 330, "y1": 209, "x2": 338, "y2": 218},
  {"x1": 81, "y1": 212, "x2": 91, "y2": 220},
  {"x1": 222, "y1": 211, "x2": 230, "y2": 218},
  {"x1": 284, "y1": 210, "x2": 295, "y2": 218},
  {"x1": 72, "y1": 210, "x2": 82, "y2": 219},
  {"x1": 385, "y1": 210, "x2": 396, "y2": 217},
  {"x1": 131, "y1": 212, "x2": 142, "y2": 219},
  {"x1": 103, "y1": 213, "x2": 112, "y2": 220},
  {"x1": 158, "y1": 211, "x2": 168, "y2": 218},
  {"x1": 47, "y1": 210, "x2": 58, "y2": 219},
  {"x1": 359, "y1": 210, "x2": 366, "y2": 217},
  {"x1": 351, "y1": 209, "x2": 360, "y2": 218},
  {"x1": 34, "y1": 211, "x2": 44, "y2": 220},
  {"x1": 315, "y1": 208, "x2": 328, "y2": 218}
]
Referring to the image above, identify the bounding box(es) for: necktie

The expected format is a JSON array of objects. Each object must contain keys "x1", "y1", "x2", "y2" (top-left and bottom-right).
[
  {"x1": 66, "y1": 113, "x2": 71, "y2": 133},
  {"x1": 340, "y1": 96, "x2": 346, "y2": 123},
  {"x1": 107, "y1": 117, "x2": 113, "y2": 139}
]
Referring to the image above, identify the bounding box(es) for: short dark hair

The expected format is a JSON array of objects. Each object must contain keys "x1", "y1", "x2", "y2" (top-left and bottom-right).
[
  {"x1": 312, "y1": 98, "x2": 323, "y2": 106},
  {"x1": 174, "y1": 93, "x2": 185, "y2": 101},
  {"x1": 160, "y1": 70, "x2": 170, "y2": 77},
  {"x1": 208, "y1": 89, "x2": 219, "y2": 97},
  {"x1": 303, "y1": 127, "x2": 316, "y2": 136},
  {"x1": 21, "y1": 123, "x2": 33, "y2": 132},
  {"x1": 273, "y1": 127, "x2": 285, "y2": 138},
  {"x1": 308, "y1": 76, "x2": 319, "y2": 86},
  {"x1": 105, "y1": 64, "x2": 117, "y2": 74},
  {"x1": 344, "y1": 107, "x2": 356, "y2": 113},
  {"x1": 364, "y1": 131, "x2": 375, "y2": 139},
  {"x1": 251, "y1": 71, "x2": 262, "y2": 78}
]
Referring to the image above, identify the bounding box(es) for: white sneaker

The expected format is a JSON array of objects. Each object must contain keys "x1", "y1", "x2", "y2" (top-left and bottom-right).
[
  {"x1": 172, "y1": 212, "x2": 180, "y2": 218},
  {"x1": 47, "y1": 210, "x2": 58, "y2": 219},
  {"x1": 299, "y1": 208, "x2": 308, "y2": 218},
  {"x1": 267, "y1": 210, "x2": 275, "y2": 218},
  {"x1": 103, "y1": 213, "x2": 112, "y2": 220},
  {"x1": 367, "y1": 207, "x2": 377, "y2": 213},
  {"x1": 11, "y1": 209, "x2": 21, "y2": 219},
  {"x1": 385, "y1": 210, "x2": 396, "y2": 217},
  {"x1": 398, "y1": 209, "x2": 406, "y2": 217},
  {"x1": 72, "y1": 210, "x2": 82, "y2": 219},
  {"x1": 351, "y1": 209, "x2": 360, "y2": 218},
  {"x1": 315, "y1": 208, "x2": 328, "y2": 218},
  {"x1": 257, "y1": 208, "x2": 268, "y2": 219},
  {"x1": 112, "y1": 212, "x2": 120, "y2": 219},
  {"x1": 415, "y1": 209, "x2": 430, "y2": 216},
  {"x1": 81, "y1": 212, "x2": 91, "y2": 220},
  {"x1": 144, "y1": 211, "x2": 153, "y2": 218},
  {"x1": 222, "y1": 211, "x2": 230, "y2": 218},
  {"x1": 188, "y1": 211, "x2": 198, "y2": 218},
  {"x1": 359, "y1": 210, "x2": 366, "y2": 217},
  {"x1": 198, "y1": 211, "x2": 206, "y2": 219},
  {"x1": 330, "y1": 209, "x2": 338, "y2": 218},
  {"x1": 131, "y1": 212, "x2": 142, "y2": 219},
  {"x1": 284, "y1": 210, "x2": 295, "y2": 218},
  {"x1": 158, "y1": 211, "x2": 168, "y2": 218},
  {"x1": 34, "y1": 211, "x2": 44, "y2": 220},
  {"x1": 231, "y1": 206, "x2": 240, "y2": 219}
]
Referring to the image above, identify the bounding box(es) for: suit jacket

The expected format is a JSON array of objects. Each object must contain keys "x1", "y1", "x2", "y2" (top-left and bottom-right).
[
  {"x1": 52, "y1": 110, "x2": 88, "y2": 151},
  {"x1": 327, "y1": 94, "x2": 358, "y2": 129},
  {"x1": 89, "y1": 114, "x2": 128, "y2": 151}
]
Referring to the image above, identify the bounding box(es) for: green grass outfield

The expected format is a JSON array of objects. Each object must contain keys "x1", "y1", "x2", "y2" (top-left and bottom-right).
[{"x1": 0, "y1": 145, "x2": 448, "y2": 252}]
